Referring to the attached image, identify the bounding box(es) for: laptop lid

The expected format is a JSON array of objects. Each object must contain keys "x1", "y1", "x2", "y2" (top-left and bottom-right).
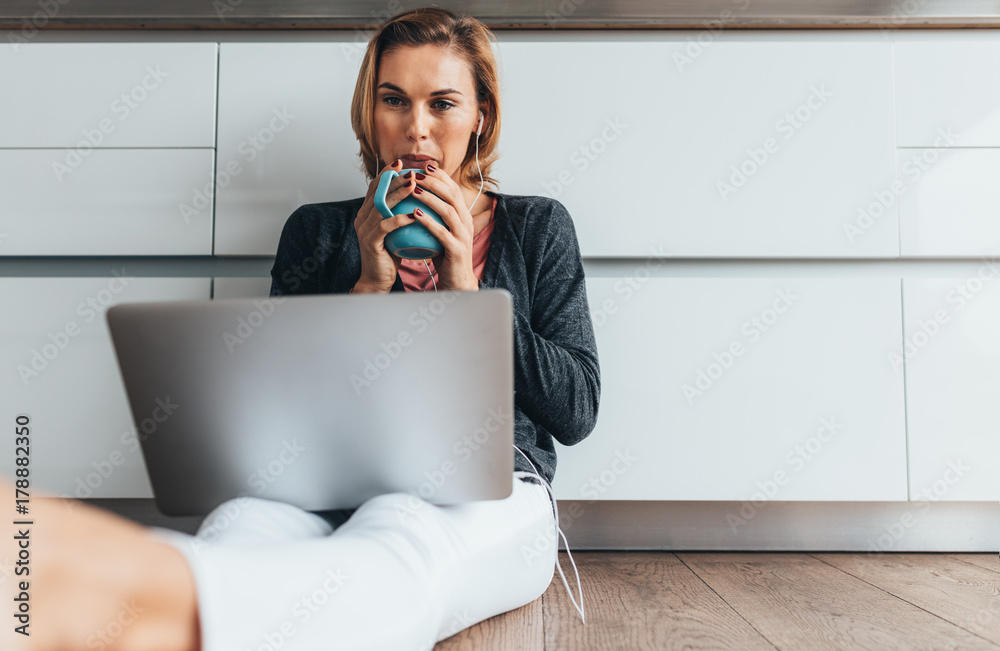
[{"x1": 106, "y1": 289, "x2": 515, "y2": 516}]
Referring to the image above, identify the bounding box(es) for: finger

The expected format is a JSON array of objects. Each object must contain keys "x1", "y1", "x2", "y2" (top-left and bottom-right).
[
  {"x1": 411, "y1": 189, "x2": 465, "y2": 238},
  {"x1": 412, "y1": 207, "x2": 453, "y2": 248},
  {"x1": 384, "y1": 212, "x2": 417, "y2": 233},
  {"x1": 390, "y1": 170, "x2": 417, "y2": 194}
]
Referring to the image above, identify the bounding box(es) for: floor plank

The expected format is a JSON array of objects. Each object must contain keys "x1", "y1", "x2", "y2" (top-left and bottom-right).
[
  {"x1": 435, "y1": 598, "x2": 543, "y2": 651},
  {"x1": 813, "y1": 553, "x2": 1000, "y2": 646},
  {"x1": 543, "y1": 551, "x2": 776, "y2": 650},
  {"x1": 678, "y1": 552, "x2": 1000, "y2": 650},
  {"x1": 950, "y1": 554, "x2": 1000, "y2": 574}
]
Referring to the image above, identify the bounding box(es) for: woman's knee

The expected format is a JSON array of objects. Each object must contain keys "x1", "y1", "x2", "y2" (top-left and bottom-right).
[{"x1": 196, "y1": 495, "x2": 333, "y2": 544}]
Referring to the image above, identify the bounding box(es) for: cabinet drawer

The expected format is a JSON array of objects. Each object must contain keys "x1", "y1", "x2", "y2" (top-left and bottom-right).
[
  {"x1": 0, "y1": 148, "x2": 214, "y2": 255},
  {"x1": 894, "y1": 33, "x2": 1000, "y2": 148},
  {"x1": 0, "y1": 43, "x2": 217, "y2": 147},
  {"x1": 902, "y1": 277, "x2": 1000, "y2": 501},
  {"x1": 898, "y1": 148, "x2": 1000, "y2": 256},
  {"x1": 494, "y1": 35, "x2": 897, "y2": 257},
  {"x1": 553, "y1": 277, "x2": 907, "y2": 501}
]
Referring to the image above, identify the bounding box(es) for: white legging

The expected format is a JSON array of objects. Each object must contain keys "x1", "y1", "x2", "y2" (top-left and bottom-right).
[{"x1": 146, "y1": 471, "x2": 561, "y2": 651}]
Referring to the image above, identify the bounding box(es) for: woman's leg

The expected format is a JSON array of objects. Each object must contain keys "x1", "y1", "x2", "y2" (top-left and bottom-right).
[
  {"x1": 187, "y1": 496, "x2": 336, "y2": 548},
  {"x1": 1, "y1": 471, "x2": 556, "y2": 651},
  {"x1": 0, "y1": 475, "x2": 200, "y2": 651},
  {"x1": 424, "y1": 472, "x2": 558, "y2": 643},
  {"x1": 148, "y1": 473, "x2": 557, "y2": 651}
]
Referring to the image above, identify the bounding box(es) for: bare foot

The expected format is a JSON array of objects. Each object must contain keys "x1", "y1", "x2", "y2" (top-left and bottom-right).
[{"x1": 0, "y1": 474, "x2": 201, "y2": 650}]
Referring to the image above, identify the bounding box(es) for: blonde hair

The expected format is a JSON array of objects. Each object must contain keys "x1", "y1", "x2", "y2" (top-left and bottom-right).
[{"x1": 350, "y1": 6, "x2": 502, "y2": 192}]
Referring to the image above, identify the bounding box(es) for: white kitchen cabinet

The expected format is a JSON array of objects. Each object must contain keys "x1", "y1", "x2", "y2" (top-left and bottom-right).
[
  {"x1": 897, "y1": 148, "x2": 1000, "y2": 257},
  {"x1": 552, "y1": 277, "x2": 907, "y2": 501},
  {"x1": 0, "y1": 278, "x2": 211, "y2": 498},
  {"x1": 902, "y1": 277, "x2": 1000, "y2": 501},
  {"x1": 894, "y1": 32, "x2": 1000, "y2": 148},
  {"x1": 0, "y1": 149, "x2": 214, "y2": 255},
  {"x1": 0, "y1": 43, "x2": 217, "y2": 148},
  {"x1": 213, "y1": 43, "x2": 367, "y2": 255},
  {"x1": 493, "y1": 34, "x2": 897, "y2": 257}
]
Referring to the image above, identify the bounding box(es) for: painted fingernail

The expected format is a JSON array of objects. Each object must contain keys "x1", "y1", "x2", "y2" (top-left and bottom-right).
[
  {"x1": 394, "y1": 158, "x2": 401, "y2": 167},
  {"x1": 415, "y1": 172, "x2": 426, "y2": 180},
  {"x1": 426, "y1": 163, "x2": 437, "y2": 172},
  {"x1": 415, "y1": 208, "x2": 424, "y2": 216},
  {"x1": 414, "y1": 186, "x2": 423, "y2": 194},
  {"x1": 405, "y1": 170, "x2": 414, "y2": 178}
]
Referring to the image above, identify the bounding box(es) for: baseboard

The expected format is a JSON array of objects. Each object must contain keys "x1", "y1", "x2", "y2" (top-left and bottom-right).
[
  {"x1": 79, "y1": 498, "x2": 1000, "y2": 552},
  {"x1": 553, "y1": 500, "x2": 1000, "y2": 552}
]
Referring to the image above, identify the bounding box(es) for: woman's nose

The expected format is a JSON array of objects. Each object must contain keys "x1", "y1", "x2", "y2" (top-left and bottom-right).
[{"x1": 406, "y1": 108, "x2": 430, "y2": 137}]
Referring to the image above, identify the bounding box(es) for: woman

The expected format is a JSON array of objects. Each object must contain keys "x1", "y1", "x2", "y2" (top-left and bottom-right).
[{"x1": 2, "y1": 7, "x2": 599, "y2": 651}]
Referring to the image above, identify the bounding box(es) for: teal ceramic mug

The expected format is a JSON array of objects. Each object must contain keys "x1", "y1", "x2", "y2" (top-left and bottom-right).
[{"x1": 373, "y1": 168, "x2": 446, "y2": 259}]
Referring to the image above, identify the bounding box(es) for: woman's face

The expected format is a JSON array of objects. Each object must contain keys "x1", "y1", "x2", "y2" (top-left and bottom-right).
[{"x1": 374, "y1": 44, "x2": 482, "y2": 187}]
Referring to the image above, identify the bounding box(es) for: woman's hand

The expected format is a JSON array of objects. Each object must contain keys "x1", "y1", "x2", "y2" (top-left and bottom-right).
[
  {"x1": 353, "y1": 158, "x2": 420, "y2": 293},
  {"x1": 409, "y1": 163, "x2": 479, "y2": 292}
]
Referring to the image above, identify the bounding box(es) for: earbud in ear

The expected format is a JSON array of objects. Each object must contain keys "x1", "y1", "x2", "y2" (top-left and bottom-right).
[{"x1": 477, "y1": 111, "x2": 484, "y2": 136}]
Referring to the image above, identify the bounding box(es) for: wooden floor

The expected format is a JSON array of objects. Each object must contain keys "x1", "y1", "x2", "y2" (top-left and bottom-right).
[{"x1": 435, "y1": 552, "x2": 1000, "y2": 650}]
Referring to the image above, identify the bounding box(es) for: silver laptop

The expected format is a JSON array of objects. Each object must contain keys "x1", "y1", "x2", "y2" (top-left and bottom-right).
[{"x1": 105, "y1": 289, "x2": 515, "y2": 516}]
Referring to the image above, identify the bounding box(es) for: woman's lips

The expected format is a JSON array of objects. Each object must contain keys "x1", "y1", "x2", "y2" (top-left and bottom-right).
[{"x1": 401, "y1": 156, "x2": 435, "y2": 167}]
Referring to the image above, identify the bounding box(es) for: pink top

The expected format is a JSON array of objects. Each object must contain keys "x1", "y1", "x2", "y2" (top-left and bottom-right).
[{"x1": 397, "y1": 195, "x2": 497, "y2": 292}]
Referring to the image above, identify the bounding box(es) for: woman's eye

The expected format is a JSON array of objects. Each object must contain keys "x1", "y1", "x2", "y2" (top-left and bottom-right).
[{"x1": 383, "y1": 97, "x2": 455, "y2": 110}]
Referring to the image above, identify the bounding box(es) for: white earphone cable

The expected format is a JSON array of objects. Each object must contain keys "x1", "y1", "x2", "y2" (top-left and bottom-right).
[{"x1": 513, "y1": 444, "x2": 586, "y2": 624}]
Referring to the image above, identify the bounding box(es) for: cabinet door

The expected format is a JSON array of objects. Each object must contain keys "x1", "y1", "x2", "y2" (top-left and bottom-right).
[
  {"x1": 894, "y1": 33, "x2": 1000, "y2": 148},
  {"x1": 552, "y1": 277, "x2": 907, "y2": 502},
  {"x1": 493, "y1": 34, "x2": 897, "y2": 257},
  {"x1": 0, "y1": 43, "x2": 217, "y2": 147},
  {"x1": 897, "y1": 148, "x2": 1000, "y2": 256},
  {"x1": 0, "y1": 149, "x2": 214, "y2": 255},
  {"x1": 213, "y1": 43, "x2": 367, "y2": 255},
  {"x1": 0, "y1": 278, "x2": 211, "y2": 498},
  {"x1": 902, "y1": 277, "x2": 1000, "y2": 501}
]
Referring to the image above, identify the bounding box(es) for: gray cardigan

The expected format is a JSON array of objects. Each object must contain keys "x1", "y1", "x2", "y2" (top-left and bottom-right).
[{"x1": 268, "y1": 190, "x2": 601, "y2": 487}]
